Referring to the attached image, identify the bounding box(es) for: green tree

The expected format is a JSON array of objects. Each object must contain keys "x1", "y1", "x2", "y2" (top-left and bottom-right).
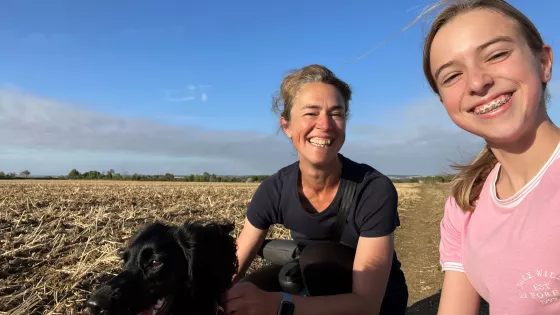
[
  {"x1": 85, "y1": 170, "x2": 101, "y2": 179},
  {"x1": 201, "y1": 172, "x2": 209, "y2": 181},
  {"x1": 68, "y1": 169, "x2": 81, "y2": 179},
  {"x1": 105, "y1": 169, "x2": 115, "y2": 179}
]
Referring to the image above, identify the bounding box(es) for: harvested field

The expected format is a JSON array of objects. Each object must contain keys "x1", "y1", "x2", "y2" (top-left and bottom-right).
[{"x1": 0, "y1": 180, "x2": 488, "y2": 314}]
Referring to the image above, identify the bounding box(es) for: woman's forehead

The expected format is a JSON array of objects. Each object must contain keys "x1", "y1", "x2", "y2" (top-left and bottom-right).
[{"x1": 293, "y1": 83, "x2": 345, "y2": 107}]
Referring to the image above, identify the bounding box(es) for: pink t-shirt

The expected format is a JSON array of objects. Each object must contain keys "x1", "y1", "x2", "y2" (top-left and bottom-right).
[{"x1": 439, "y1": 142, "x2": 560, "y2": 315}]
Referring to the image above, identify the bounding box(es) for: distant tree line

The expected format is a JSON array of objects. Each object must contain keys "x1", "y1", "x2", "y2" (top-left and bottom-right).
[
  {"x1": 64, "y1": 169, "x2": 269, "y2": 182},
  {"x1": 0, "y1": 170, "x2": 30, "y2": 179},
  {"x1": 0, "y1": 169, "x2": 267, "y2": 182},
  {"x1": 390, "y1": 175, "x2": 454, "y2": 183},
  {"x1": 0, "y1": 168, "x2": 453, "y2": 184}
]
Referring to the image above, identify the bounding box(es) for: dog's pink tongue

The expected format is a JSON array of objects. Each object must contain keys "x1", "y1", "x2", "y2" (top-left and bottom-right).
[{"x1": 137, "y1": 307, "x2": 154, "y2": 315}]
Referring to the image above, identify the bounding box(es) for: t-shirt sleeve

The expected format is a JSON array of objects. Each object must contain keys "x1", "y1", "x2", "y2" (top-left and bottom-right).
[
  {"x1": 439, "y1": 197, "x2": 466, "y2": 273},
  {"x1": 245, "y1": 176, "x2": 281, "y2": 230},
  {"x1": 355, "y1": 176, "x2": 400, "y2": 238}
]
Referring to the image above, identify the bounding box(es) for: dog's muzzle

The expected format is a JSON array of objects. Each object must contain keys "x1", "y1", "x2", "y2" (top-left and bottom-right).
[{"x1": 86, "y1": 270, "x2": 144, "y2": 315}]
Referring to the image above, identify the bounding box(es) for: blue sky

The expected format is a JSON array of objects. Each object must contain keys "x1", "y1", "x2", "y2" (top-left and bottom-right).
[{"x1": 1, "y1": 0, "x2": 559, "y2": 176}]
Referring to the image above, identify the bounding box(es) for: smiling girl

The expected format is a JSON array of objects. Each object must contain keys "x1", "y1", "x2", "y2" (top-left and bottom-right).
[{"x1": 422, "y1": 1, "x2": 559, "y2": 314}]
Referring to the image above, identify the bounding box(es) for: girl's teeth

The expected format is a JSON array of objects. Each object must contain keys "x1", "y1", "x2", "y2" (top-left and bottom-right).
[{"x1": 474, "y1": 94, "x2": 511, "y2": 115}]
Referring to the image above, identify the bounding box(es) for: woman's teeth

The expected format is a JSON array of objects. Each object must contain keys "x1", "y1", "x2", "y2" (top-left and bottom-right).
[
  {"x1": 309, "y1": 138, "x2": 332, "y2": 147},
  {"x1": 474, "y1": 94, "x2": 512, "y2": 115}
]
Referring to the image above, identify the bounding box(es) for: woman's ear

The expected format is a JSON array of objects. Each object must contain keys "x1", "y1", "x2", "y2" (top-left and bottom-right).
[{"x1": 280, "y1": 117, "x2": 291, "y2": 139}]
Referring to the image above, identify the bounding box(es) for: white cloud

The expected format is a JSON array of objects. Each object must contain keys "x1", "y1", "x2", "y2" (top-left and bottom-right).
[
  {"x1": 346, "y1": 96, "x2": 484, "y2": 175},
  {"x1": 164, "y1": 85, "x2": 210, "y2": 103},
  {"x1": 167, "y1": 96, "x2": 196, "y2": 102},
  {"x1": 0, "y1": 87, "x2": 485, "y2": 176},
  {"x1": 0, "y1": 147, "x2": 244, "y2": 176},
  {"x1": 0, "y1": 88, "x2": 294, "y2": 175}
]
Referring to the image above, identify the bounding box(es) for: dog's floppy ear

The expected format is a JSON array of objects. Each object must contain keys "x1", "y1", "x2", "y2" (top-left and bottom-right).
[
  {"x1": 172, "y1": 224, "x2": 196, "y2": 285},
  {"x1": 173, "y1": 220, "x2": 238, "y2": 296},
  {"x1": 202, "y1": 221, "x2": 236, "y2": 238}
]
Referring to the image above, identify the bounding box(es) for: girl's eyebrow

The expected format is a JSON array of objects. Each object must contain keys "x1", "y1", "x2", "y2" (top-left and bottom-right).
[
  {"x1": 477, "y1": 35, "x2": 514, "y2": 52},
  {"x1": 434, "y1": 35, "x2": 514, "y2": 81},
  {"x1": 434, "y1": 61, "x2": 454, "y2": 81}
]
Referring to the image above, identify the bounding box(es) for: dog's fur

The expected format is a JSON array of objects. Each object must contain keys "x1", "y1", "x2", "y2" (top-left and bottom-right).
[{"x1": 86, "y1": 220, "x2": 238, "y2": 315}]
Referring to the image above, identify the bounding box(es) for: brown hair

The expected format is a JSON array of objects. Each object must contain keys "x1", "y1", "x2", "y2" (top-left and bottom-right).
[
  {"x1": 272, "y1": 64, "x2": 352, "y2": 126},
  {"x1": 422, "y1": 0, "x2": 551, "y2": 211}
]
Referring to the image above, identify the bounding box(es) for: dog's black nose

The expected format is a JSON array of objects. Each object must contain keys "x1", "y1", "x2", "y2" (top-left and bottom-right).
[
  {"x1": 86, "y1": 294, "x2": 111, "y2": 315},
  {"x1": 86, "y1": 299, "x2": 104, "y2": 315}
]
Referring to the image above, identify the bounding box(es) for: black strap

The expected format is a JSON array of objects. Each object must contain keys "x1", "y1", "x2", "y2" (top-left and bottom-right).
[
  {"x1": 215, "y1": 301, "x2": 225, "y2": 315},
  {"x1": 333, "y1": 179, "x2": 356, "y2": 242}
]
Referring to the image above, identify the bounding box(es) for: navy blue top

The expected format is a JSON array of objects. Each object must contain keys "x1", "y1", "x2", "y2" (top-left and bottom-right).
[{"x1": 247, "y1": 154, "x2": 401, "y2": 250}]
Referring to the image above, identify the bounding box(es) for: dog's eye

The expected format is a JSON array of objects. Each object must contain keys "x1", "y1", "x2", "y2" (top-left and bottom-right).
[{"x1": 148, "y1": 260, "x2": 163, "y2": 269}]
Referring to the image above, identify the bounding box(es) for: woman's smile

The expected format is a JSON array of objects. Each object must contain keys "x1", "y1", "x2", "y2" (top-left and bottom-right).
[{"x1": 308, "y1": 137, "x2": 333, "y2": 148}]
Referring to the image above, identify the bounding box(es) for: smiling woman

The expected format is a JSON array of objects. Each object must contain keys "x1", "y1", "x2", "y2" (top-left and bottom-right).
[{"x1": 221, "y1": 64, "x2": 409, "y2": 315}]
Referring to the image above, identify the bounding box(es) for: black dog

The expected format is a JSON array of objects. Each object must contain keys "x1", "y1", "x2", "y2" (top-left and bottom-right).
[{"x1": 86, "y1": 220, "x2": 238, "y2": 315}]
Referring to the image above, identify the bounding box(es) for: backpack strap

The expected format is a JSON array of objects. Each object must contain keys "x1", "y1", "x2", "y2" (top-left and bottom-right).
[{"x1": 333, "y1": 179, "x2": 357, "y2": 242}]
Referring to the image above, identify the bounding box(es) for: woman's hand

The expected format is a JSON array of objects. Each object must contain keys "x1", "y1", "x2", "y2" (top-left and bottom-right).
[{"x1": 222, "y1": 282, "x2": 281, "y2": 315}]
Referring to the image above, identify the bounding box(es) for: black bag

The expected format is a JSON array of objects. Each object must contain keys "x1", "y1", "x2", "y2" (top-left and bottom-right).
[
  {"x1": 258, "y1": 239, "x2": 304, "y2": 266},
  {"x1": 260, "y1": 179, "x2": 357, "y2": 295}
]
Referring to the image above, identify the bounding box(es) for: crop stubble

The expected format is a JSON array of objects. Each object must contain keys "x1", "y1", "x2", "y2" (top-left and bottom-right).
[{"x1": 0, "y1": 180, "x2": 450, "y2": 314}]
